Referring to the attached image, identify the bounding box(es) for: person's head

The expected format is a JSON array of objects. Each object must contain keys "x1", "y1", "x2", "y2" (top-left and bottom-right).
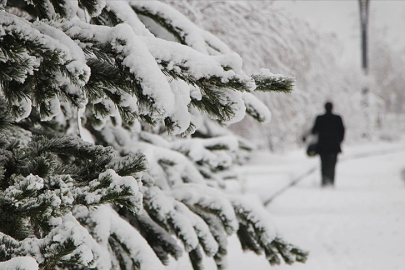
[{"x1": 325, "y1": 102, "x2": 333, "y2": 113}]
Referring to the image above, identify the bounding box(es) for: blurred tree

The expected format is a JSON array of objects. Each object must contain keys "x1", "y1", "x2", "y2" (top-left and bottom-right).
[
  {"x1": 168, "y1": 1, "x2": 364, "y2": 150},
  {"x1": 369, "y1": 22, "x2": 405, "y2": 137},
  {"x1": 170, "y1": 0, "x2": 405, "y2": 150}
]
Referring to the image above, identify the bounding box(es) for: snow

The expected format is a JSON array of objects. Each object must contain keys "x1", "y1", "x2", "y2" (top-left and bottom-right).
[
  {"x1": 255, "y1": 68, "x2": 284, "y2": 80},
  {"x1": 218, "y1": 142, "x2": 405, "y2": 270},
  {"x1": 175, "y1": 202, "x2": 219, "y2": 256},
  {"x1": 119, "y1": 91, "x2": 138, "y2": 113},
  {"x1": 170, "y1": 183, "x2": 239, "y2": 235},
  {"x1": 170, "y1": 135, "x2": 238, "y2": 167},
  {"x1": 1, "y1": 13, "x2": 87, "y2": 81},
  {"x1": 16, "y1": 213, "x2": 100, "y2": 267},
  {"x1": 86, "y1": 205, "x2": 165, "y2": 270},
  {"x1": 60, "y1": 0, "x2": 79, "y2": 19},
  {"x1": 0, "y1": 12, "x2": 95, "y2": 122},
  {"x1": 220, "y1": 89, "x2": 246, "y2": 125},
  {"x1": 105, "y1": 1, "x2": 153, "y2": 37},
  {"x1": 4, "y1": 2, "x2": 403, "y2": 270},
  {"x1": 189, "y1": 85, "x2": 202, "y2": 101},
  {"x1": 33, "y1": 21, "x2": 87, "y2": 66},
  {"x1": 101, "y1": 169, "x2": 139, "y2": 195},
  {"x1": 78, "y1": 106, "x2": 95, "y2": 143},
  {"x1": 143, "y1": 187, "x2": 202, "y2": 252},
  {"x1": 86, "y1": 0, "x2": 106, "y2": 17},
  {"x1": 129, "y1": 0, "x2": 231, "y2": 55},
  {"x1": 139, "y1": 141, "x2": 206, "y2": 187},
  {"x1": 242, "y1": 92, "x2": 272, "y2": 123},
  {"x1": 168, "y1": 79, "x2": 192, "y2": 134},
  {"x1": 0, "y1": 14, "x2": 40, "y2": 76},
  {"x1": 63, "y1": 20, "x2": 176, "y2": 118},
  {"x1": 164, "y1": 141, "x2": 405, "y2": 269},
  {"x1": 175, "y1": 1, "x2": 403, "y2": 150},
  {"x1": 50, "y1": 214, "x2": 95, "y2": 264},
  {"x1": 3, "y1": 174, "x2": 44, "y2": 204},
  {"x1": 80, "y1": 168, "x2": 141, "y2": 205},
  {"x1": 109, "y1": 206, "x2": 165, "y2": 270},
  {"x1": 40, "y1": 97, "x2": 61, "y2": 122},
  {"x1": 143, "y1": 36, "x2": 244, "y2": 82},
  {"x1": 0, "y1": 257, "x2": 38, "y2": 270},
  {"x1": 12, "y1": 97, "x2": 32, "y2": 122},
  {"x1": 229, "y1": 195, "x2": 277, "y2": 246},
  {"x1": 109, "y1": 24, "x2": 175, "y2": 117}
]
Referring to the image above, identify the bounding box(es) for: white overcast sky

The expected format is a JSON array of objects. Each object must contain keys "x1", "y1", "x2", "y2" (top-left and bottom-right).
[{"x1": 272, "y1": 0, "x2": 405, "y2": 66}]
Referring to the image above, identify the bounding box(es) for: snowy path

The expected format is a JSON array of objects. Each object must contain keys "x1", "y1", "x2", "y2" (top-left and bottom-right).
[
  {"x1": 269, "y1": 150, "x2": 405, "y2": 270},
  {"x1": 225, "y1": 143, "x2": 405, "y2": 270},
  {"x1": 170, "y1": 143, "x2": 405, "y2": 270}
]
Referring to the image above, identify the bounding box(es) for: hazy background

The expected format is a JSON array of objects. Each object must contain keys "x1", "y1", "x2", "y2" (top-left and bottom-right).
[
  {"x1": 168, "y1": 0, "x2": 405, "y2": 151},
  {"x1": 274, "y1": 0, "x2": 405, "y2": 65}
]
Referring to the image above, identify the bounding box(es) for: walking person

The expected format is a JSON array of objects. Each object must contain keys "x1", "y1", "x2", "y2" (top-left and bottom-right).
[{"x1": 310, "y1": 102, "x2": 345, "y2": 186}]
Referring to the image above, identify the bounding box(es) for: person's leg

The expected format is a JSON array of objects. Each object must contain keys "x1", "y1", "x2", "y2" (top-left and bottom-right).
[
  {"x1": 323, "y1": 154, "x2": 337, "y2": 186},
  {"x1": 320, "y1": 154, "x2": 328, "y2": 186},
  {"x1": 329, "y1": 154, "x2": 338, "y2": 185}
]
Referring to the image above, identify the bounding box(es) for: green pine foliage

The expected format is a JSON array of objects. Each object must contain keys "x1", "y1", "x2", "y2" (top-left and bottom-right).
[
  {"x1": 0, "y1": 0, "x2": 308, "y2": 269},
  {"x1": 0, "y1": 124, "x2": 145, "y2": 269}
]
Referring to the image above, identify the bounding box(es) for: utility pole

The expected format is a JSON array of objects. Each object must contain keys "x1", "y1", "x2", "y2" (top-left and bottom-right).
[
  {"x1": 359, "y1": 0, "x2": 370, "y2": 138},
  {"x1": 359, "y1": 0, "x2": 370, "y2": 75}
]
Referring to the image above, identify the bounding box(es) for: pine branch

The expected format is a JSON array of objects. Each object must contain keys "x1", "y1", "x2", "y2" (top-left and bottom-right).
[
  {"x1": 236, "y1": 223, "x2": 262, "y2": 254},
  {"x1": 91, "y1": 5, "x2": 123, "y2": 27},
  {"x1": 1, "y1": 14, "x2": 90, "y2": 121},
  {"x1": 129, "y1": 1, "x2": 230, "y2": 55},
  {"x1": 159, "y1": 59, "x2": 252, "y2": 93},
  {"x1": 29, "y1": 136, "x2": 115, "y2": 180},
  {"x1": 251, "y1": 71, "x2": 295, "y2": 93},
  {"x1": 191, "y1": 91, "x2": 236, "y2": 124},
  {"x1": 190, "y1": 207, "x2": 229, "y2": 270},
  {"x1": 4, "y1": 0, "x2": 38, "y2": 18},
  {"x1": 78, "y1": 0, "x2": 105, "y2": 17},
  {"x1": 170, "y1": 184, "x2": 238, "y2": 235},
  {"x1": 110, "y1": 233, "x2": 141, "y2": 269},
  {"x1": 132, "y1": 211, "x2": 183, "y2": 265},
  {"x1": 245, "y1": 102, "x2": 268, "y2": 123},
  {"x1": 231, "y1": 197, "x2": 309, "y2": 266},
  {"x1": 0, "y1": 98, "x2": 11, "y2": 132},
  {"x1": 108, "y1": 235, "x2": 131, "y2": 270},
  {"x1": 73, "y1": 169, "x2": 142, "y2": 213},
  {"x1": 130, "y1": 3, "x2": 184, "y2": 44},
  {"x1": 271, "y1": 237, "x2": 309, "y2": 265},
  {"x1": 189, "y1": 247, "x2": 204, "y2": 270},
  {"x1": 0, "y1": 233, "x2": 24, "y2": 261},
  {"x1": 108, "y1": 152, "x2": 147, "y2": 177},
  {"x1": 84, "y1": 55, "x2": 133, "y2": 102}
]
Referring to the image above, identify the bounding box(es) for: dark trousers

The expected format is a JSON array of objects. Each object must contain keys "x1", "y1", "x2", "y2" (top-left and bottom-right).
[{"x1": 320, "y1": 153, "x2": 338, "y2": 186}]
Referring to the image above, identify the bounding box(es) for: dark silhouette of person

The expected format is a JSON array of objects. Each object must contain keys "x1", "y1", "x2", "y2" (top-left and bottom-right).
[{"x1": 311, "y1": 102, "x2": 345, "y2": 186}]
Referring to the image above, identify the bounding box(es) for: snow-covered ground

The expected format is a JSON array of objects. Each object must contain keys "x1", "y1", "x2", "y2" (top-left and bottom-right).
[
  {"x1": 222, "y1": 141, "x2": 405, "y2": 270},
  {"x1": 169, "y1": 141, "x2": 405, "y2": 270}
]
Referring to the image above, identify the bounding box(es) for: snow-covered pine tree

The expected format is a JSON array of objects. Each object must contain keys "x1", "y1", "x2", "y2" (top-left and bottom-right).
[{"x1": 0, "y1": 0, "x2": 307, "y2": 269}]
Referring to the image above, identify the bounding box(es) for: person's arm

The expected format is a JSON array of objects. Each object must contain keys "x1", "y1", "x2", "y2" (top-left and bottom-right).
[
  {"x1": 311, "y1": 116, "x2": 320, "y2": 135},
  {"x1": 338, "y1": 116, "x2": 345, "y2": 142}
]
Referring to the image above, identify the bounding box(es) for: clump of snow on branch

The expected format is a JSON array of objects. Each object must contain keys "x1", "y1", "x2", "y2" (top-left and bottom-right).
[{"x1": 0, "y1": 257, "x2": 38, "y2": 270}]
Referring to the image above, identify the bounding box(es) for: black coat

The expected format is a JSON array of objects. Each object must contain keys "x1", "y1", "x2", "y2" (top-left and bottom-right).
[{"x1": 311, "y1": 112, "x2": 345, "y2": 154}]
